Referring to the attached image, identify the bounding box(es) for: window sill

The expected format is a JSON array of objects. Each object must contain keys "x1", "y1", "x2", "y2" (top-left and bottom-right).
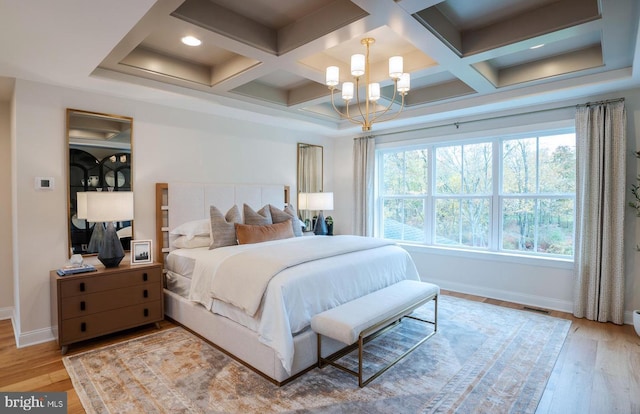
[{"x1": 398, "y1": 242, "x2": 574, "y2": 270}]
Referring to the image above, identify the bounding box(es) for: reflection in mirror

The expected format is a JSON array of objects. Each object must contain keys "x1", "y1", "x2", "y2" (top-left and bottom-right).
[
  {"x1": 297, "y1": 143, "x2": 323, "y2": 229},
  {"x1": 67, "y1": 109, "x2": 133, "y2": 256}
]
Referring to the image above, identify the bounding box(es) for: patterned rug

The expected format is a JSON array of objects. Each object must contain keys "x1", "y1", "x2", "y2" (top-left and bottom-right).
[{"x1": 63, "y1": 295, "x2": 570, "y2": 413}]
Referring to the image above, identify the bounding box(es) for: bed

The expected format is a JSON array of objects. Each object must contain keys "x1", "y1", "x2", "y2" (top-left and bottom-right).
[{"x1": 155, "y1": 182, "x2": 421, "y2": 385}]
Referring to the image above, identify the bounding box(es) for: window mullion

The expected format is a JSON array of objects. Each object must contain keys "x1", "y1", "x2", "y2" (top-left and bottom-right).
[{"x1": 492, "y1": 138, "x2": 501, "y2": 252}]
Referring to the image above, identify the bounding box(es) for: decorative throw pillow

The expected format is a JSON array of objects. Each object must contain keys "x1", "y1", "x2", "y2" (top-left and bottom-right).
[
  {"x1": 269, "y1": 204, "x2": 303, "y2": 237},
  {"x1": 235, "y1": 220, "x2": 294, "y2": 245},
  {"x1": 170, "y1": 218, "x2": 210, "y2": 240},
  {"x1": 209, "y1": 205, "x2": 242, "y2": 249},
  {"x1": 173, "y1": 235, "x2": 211, "y2": 249},
  {"x1": 243, "y1": 204, "x2": 272, "y2": 225}
]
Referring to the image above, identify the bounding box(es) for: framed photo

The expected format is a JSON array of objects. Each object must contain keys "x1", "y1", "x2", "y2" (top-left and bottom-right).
[{"x1": 131, "y1": 240, "x2": 153, "y2": 264}]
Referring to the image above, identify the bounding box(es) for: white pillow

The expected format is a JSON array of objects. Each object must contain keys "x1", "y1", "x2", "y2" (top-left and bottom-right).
[
  {"x1": 170, "y1": 219, "x2": 210, "y2": 240},
  {"x1": 173, "y1": 235, "x2": 211, "y2": 249}
]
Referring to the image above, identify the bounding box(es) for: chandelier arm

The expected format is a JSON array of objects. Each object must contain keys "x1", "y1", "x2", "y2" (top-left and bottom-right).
[
  {"x1": 343, "y1": 103, "x2": 362, "y2": 127},
  {"x1": 353, "y1": 77, "x2": 367, "y2": 126},
  {"x1": 371, "y1": 93, "x2": 407, "y2": 124},
  {"x1": 369, "y1": 80, "x2": 399, "y2": 124},
  {"x1": 328, "y1": 87, "x2": 350, "y2": 118}
]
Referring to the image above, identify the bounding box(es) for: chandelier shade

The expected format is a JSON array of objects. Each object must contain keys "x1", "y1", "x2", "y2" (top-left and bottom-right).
[{"x1": 325, "y1": 37, "x2": 410, "y2": 132}]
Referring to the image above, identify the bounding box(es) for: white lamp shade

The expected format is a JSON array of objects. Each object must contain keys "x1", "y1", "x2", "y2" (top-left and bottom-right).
[
  {"x1": 389, "y1": 56, "x2": 403, "y2": 79},
  {"x1": 351, "y1": 54, "x2": 365, "y2": 76},
  {"x1": 326, "y1": 66, "x2": 339, "y2": 86},
  {"x1": 85, "y1": 191, "x2": 134, "y2": 222},
  {"x1": 368, "y1": 83, "x2": 381, "y2": 101},
  {"x1": 305, "y1": 192, "x2": 334, "y2": 211},
  {"x1": 76, "y1": 192, "x2": 88, "y2": 219},
  {"x1": 298, "y1": 192, "x2": 309, "y2": 210},
  {"x1": 341, "y1": 82, "x2": 354, "y2": 100},
  {"x1": 398, "y1": 73, "x2": 410, "y2": 93}
]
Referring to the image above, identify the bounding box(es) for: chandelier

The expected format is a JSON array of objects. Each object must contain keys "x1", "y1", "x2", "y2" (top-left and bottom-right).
[{"x1": 325, "y1": 38, "x2": 410, "y2": 132}]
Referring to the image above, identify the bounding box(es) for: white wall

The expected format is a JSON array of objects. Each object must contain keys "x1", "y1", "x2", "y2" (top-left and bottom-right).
[
  {"x1": 11, "y1": 79, "x2": 333, "y2": 346},
  {"x1": 0, "y1": 101, "x2": 12, "y2": 318},
  {"x1": 332, "y1": 87, "x2": 640, "y2": 322}
]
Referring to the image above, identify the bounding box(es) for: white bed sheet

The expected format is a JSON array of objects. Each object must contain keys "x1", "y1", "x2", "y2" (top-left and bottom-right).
[
  {"x1": 181, "y1": 236, "x2": 420, "y2": 374},
  {"x1": 166, "y1": 249, "x2": 261, "y2": 332}
]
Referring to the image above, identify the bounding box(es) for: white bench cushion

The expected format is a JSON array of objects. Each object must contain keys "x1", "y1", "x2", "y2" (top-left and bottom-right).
[{"x1": 311, "y1": 280, "x2": 439, "y2": 345}]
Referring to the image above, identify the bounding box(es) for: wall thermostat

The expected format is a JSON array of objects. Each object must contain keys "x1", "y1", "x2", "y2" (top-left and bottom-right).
[{"x1": 35, "y1": 176, "x2": 55, "y2": 190}]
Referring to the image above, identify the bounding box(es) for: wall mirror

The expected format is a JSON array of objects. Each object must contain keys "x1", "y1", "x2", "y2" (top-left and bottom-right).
[
  {"x1": 297, "y1": 143, "x2": 323, "y2": 227},
  {"x1": 67, "y1": 108, "x2": 133, "y2": 256}
]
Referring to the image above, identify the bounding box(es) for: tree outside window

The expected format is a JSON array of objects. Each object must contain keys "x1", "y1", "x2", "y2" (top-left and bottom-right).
[{"x1": 377, "y1": 130, "x2": 576, "y2": 259}]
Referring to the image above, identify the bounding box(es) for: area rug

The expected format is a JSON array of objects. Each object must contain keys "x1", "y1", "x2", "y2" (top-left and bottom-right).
[{"x1": 63, "y1": 295, "x2": 570, "y2": 413}]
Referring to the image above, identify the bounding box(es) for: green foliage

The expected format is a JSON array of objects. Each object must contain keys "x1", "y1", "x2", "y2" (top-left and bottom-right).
[{"x1": 380, "y1": 134, "x2": 576, "y2": 257}]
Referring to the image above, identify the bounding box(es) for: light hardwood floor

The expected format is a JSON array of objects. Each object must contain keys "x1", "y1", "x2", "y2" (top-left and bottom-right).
[{"x1": 0, "y1": 292, "x2": 638, "y2": 413}]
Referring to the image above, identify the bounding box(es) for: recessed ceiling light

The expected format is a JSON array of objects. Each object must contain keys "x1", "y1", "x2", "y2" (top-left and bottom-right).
[
  {"x1": 530, "y1": 44, "x2": 544, "y2": 49},
  {"x1": 181, "y1": 36, "x2": 201, "y2": 47}
]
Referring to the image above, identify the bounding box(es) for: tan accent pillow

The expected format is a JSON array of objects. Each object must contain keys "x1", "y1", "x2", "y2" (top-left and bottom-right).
[
  {"x1": 269, "y1": 204, "x2": 303, "y2": 237},
  {"x1": 235, "y1": 220, "x2": 294, "y2": 245},
  {"x1": 243, "y1": 204, "x2": 272, "y2": 225},
  {"x1": 209, "y1": 205, "x2": 242, "y2": 249}
]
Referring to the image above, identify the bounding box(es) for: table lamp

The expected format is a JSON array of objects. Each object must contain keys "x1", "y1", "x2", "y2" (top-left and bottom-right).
[
  {"x1": 85, "y1": 191, "x2": 134, "y2": 267},
  {"x1": 305, "y1": 192, "x2": 334, "y2": 235}
]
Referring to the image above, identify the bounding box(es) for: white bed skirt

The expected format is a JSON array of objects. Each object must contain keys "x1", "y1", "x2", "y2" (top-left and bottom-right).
[{"x1": 163, "y1": 289, "x2": 344, "y2": 384}]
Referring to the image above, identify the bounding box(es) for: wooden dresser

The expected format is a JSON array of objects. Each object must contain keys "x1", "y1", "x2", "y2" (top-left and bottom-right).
[{"x1": 50, "y1": 262, "x2": 163, "y2": 354}]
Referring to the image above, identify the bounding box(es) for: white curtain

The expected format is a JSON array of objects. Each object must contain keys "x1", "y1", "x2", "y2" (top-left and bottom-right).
[
  {"x1": 353, "y1": 136, "x2": 376, "y2": 236},
  {"x1": 573, "y1": 100, "x2": 626, "y2": 324}
]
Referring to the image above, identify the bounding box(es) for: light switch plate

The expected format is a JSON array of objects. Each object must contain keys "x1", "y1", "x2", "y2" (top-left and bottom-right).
[{"x1": 35, "y1": 176, "x2": 55, "y2": 190}]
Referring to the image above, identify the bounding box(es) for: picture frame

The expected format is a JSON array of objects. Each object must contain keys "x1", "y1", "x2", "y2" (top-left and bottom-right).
[{"x1": 131, "y1": 239, "x2": 152, "y2": 264}]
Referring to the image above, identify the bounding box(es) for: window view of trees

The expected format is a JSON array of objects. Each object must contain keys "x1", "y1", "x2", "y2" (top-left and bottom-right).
[
  {"x1": 381, "y1": 150, "x2": 428, "y2": 242},
  {"x1": 434, "y1": 142, "x2": 492, "y2": 248},
  {"x1": 501, "y1": 134, "x2": 575, "y2": 255},
  {"x1": 377, "y1": 131, "x2": 576, "y2": 258}
]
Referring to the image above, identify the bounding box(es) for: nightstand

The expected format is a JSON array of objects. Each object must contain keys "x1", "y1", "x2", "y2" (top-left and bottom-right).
[{"x1": 50, "y1": 262, "x2": 163, "y2": 354}]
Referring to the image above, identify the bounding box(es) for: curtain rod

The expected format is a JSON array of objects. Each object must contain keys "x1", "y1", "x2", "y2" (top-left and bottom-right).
[
  {"x1": 577, "y1": 97, "x2": 625, "y2": 107},
  {"x1": 357, "y1": 97, "x2": 625, "y2": 140}
]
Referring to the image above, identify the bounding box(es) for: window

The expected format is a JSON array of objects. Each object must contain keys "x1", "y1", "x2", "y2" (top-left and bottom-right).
[{"x1": 376, "y1": 130, "x2": 576, "y2": 258}]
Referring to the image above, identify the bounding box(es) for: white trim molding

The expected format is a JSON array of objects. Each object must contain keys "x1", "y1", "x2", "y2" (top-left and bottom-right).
[
  {"x1": 0, "y1": 306, "x2": 13, "y2": 320},
  {"x1": 12, "y1": 319, "x2": 55, "y2": 348}
]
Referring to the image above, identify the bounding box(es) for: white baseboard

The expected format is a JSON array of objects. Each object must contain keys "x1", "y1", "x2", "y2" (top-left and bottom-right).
[
  {"x1": 427, "y1": 277, "x2": 574, "y2": 314},
  {"x1": 429, "y1": 277, "x2": 640, "y2": 326},
  {"x1": 13, "y1": 322, "x2": 55, "y2": 348},
  {"x1": 0, "y1": 306, "x2": 13, "y2": 320}
]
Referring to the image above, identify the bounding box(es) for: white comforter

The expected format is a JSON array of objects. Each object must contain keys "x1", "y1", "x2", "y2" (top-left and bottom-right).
[{"x1": 188, "y1": 235, "x2": 420, "y2": 374}]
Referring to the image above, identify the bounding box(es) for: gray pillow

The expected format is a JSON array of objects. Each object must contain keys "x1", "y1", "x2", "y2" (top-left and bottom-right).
[
  {"x1": 269, "y1": 204, "x2": 303, "y2": 237},
  {"x1": 243, "y1": 204, "x2": 272, "y2": 225},
  {"x1": 209, "y1": 205, "x2": 242, "y2": 249}
]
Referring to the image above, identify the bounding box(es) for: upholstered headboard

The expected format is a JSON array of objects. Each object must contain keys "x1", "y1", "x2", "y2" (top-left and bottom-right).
[{"x1": 155, "y1": 182, "x2": 289, "y2": 264}]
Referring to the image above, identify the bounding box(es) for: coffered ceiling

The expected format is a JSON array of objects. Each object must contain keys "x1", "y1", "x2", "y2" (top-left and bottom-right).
[{"x1": 1, "y1": 0, "x2": 639, "y2": 135}]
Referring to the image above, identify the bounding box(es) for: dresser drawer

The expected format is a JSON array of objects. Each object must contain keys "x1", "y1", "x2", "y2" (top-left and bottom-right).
[
  {"x1": 59, "y1": 267, "x2": 162, "y2": 298},
  {"x1": 60, "y1": 300, "x2": 163, "y2": 344},
  {"x1": 60, "y1": 284, "x2": 162, "y2": 319}
]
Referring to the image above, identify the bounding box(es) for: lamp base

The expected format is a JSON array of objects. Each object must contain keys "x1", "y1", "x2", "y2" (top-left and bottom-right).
[
  {"x1": 98, "y1": 222, "x2": 125, "y2": 268},
  {"x1": 314, "y1": 211, "x2": 329, "y2": 236}
]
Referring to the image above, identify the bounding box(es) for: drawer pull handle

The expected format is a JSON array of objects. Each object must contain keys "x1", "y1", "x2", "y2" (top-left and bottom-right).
[
  {"x1": 143, "y1": 289, "x2": 148, "y2": 298},
  {"x1": 143, "y1": 273, "x2": 148, "y2": 281},
  {"x1": 80, "y1": 282, "x2": 85, "y2": 292},
  {"x1": 81, "y1": 322, "x2": 86, "y2": 332},
  {"x1": 144, "y1": 308, "x2": 149, "y2": 317},
  {"x1": 80, "y1": 301, "x2": 86, "y2": 311}
]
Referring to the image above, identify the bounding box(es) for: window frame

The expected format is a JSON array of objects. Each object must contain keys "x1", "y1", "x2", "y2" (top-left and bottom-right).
[{"x1": 375, "y1": 126, "x2": 576, "y2": 261}]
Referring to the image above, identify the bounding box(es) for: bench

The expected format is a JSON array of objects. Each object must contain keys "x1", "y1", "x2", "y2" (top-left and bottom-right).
[{"x1": 311, "y1": 279, "x2": 439, "y2": 387}]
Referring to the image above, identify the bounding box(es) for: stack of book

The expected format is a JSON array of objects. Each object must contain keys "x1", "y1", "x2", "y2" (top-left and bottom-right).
[{"x1": 56, "y1": 264, "x2": 97, "y2": 276}]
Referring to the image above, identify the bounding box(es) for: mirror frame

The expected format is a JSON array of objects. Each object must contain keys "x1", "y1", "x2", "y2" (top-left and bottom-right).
[
  {"x1": 296, "y1": 143, "x2": 323, "y2": 228},
  {"x1": 67, "y1": 108, "x2": 134, "y2": 257}
]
